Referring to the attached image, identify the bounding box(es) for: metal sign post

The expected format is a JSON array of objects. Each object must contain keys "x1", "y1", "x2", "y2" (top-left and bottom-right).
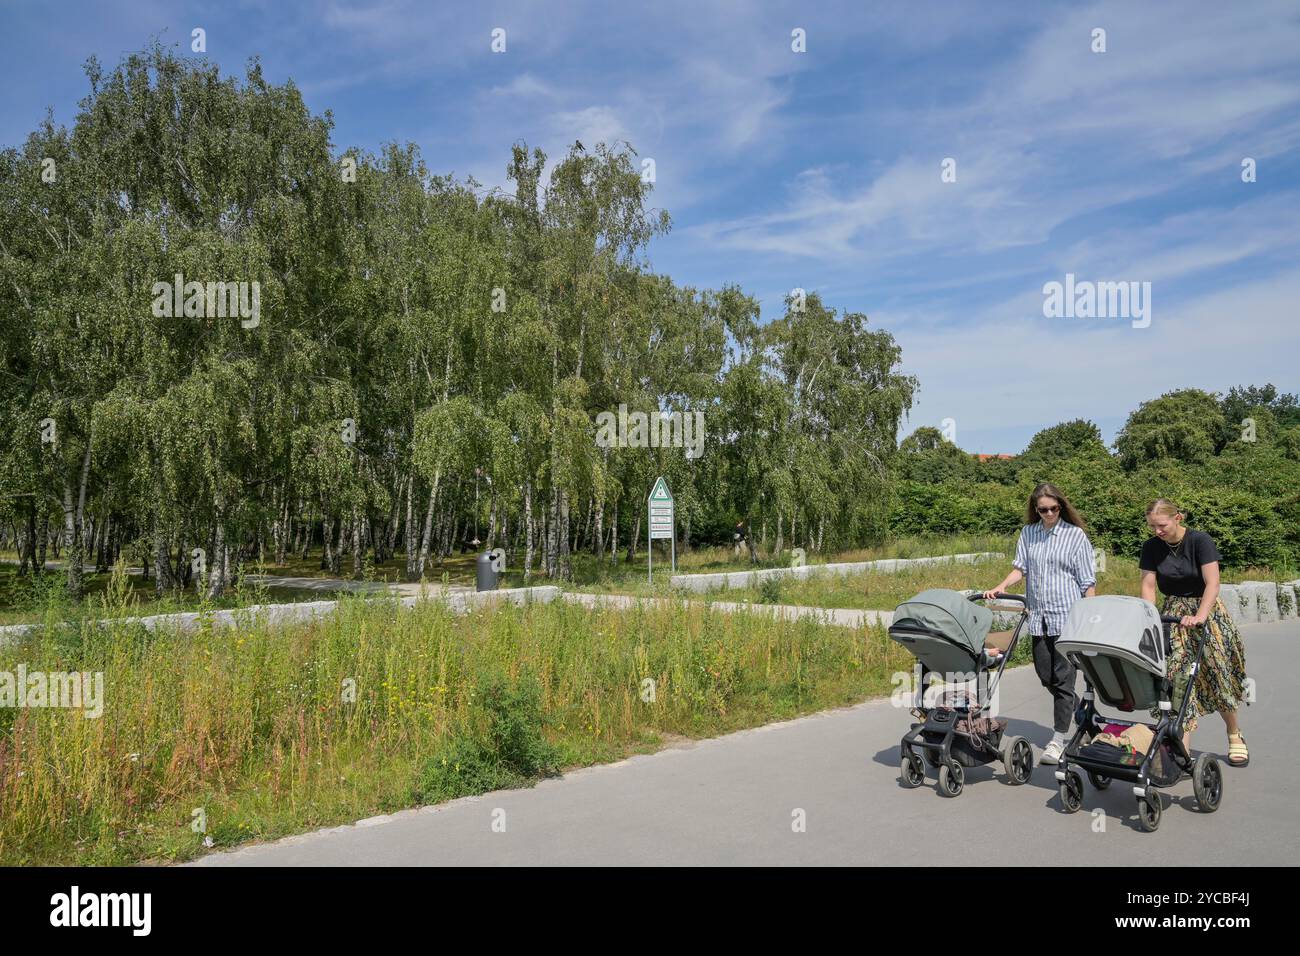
[{"x1": 647, "y1": 476, "x2": 674, "y2": 584}]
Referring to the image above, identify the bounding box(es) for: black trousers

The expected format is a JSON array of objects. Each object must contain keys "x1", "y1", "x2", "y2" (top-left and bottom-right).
[{"x1": 1033, "y1": 630, "x2": 1077, "y2": 734}]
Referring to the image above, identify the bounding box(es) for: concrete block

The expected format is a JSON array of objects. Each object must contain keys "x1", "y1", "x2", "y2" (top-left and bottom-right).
[
  {"x1": 1277, "y1": 584, "x2": 1297, "y2": 620},
  {"x1": 1217, "y1": 584, "x2": 1253, "y2": 625},
  {"x1": 1239, "y1": 581, "x2": 1279, "y2": 624}
]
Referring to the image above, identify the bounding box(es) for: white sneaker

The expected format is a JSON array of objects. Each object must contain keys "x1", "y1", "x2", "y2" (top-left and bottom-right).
[{"x1": 1041, "y1": 739, "x2": 1065, "y2": 764}]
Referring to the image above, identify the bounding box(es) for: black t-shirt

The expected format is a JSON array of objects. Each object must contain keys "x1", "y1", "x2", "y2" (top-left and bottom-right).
[{"x1": 1138, "y1": 530, "x2": 1221, "y2": 597}]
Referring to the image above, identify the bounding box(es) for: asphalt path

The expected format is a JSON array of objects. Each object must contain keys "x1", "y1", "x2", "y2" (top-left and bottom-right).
[{"x1": 193, "y1": 621, "x2": 1293, "y2": 866}]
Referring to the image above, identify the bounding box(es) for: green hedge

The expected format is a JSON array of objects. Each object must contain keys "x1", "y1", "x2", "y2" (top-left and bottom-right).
[{"x1": 889, "y1": 451, "x2": 1298, "y2": 570}]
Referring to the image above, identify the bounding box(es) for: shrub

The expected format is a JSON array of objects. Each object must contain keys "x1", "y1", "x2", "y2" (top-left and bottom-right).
[
  {"x1": 757, "y1": 576, "x2": 784, "y2": 604},
  {"x1": 417, "y1": 674, "x2": 559, "y2": 803}
]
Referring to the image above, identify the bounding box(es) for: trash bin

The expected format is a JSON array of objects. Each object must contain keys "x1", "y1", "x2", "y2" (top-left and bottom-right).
[{"x1": 476, "y1": 551, "x2": 499, "y2": 592}]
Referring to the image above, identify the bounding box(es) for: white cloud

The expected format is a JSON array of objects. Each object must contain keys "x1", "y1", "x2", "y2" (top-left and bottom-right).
[
  {"x1": 690, "y1": 0, "x2": 1300, "y2": 267},
  {"x1": 895, "y1": 257, "x2": 1300, "y2": 451},
  {"x1": 488, "y1": 73, "x2": 557, "y2": 98},
  {"x1": 548, "y1": 106, "x2": 631, "y2": 151}
]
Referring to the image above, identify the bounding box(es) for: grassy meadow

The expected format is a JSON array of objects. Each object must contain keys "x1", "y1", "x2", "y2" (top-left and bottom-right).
[{"x1": 0, "y1": 591, "x2": 912, "y2": 866}]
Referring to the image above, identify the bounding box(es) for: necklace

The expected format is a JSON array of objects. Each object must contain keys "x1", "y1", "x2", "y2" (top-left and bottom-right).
[{"x1": 1166, "y1": 533, "x2": 1186, "y2": 556}]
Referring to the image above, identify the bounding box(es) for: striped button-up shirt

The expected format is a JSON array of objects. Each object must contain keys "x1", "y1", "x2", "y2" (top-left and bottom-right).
[{"x1": 1013, "y1": 519, "x2": 1096, "y2": 636}]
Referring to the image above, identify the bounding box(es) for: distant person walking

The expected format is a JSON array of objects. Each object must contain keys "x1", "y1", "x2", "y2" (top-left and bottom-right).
[
  {"x1": 732, "y1": 519, "x2": 751, "y2": 561},
  {"x1": 984, "y1": 482, "x2": 1096, "y2": 764},
  {"x1": 1139, "y1": 498, "x2": 1249, "y2": 767}
]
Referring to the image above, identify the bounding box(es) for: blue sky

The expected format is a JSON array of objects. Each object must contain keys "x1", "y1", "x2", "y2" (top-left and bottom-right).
[{"x1": 3, "y1": 0, "x2": 1298, "y2": 452}]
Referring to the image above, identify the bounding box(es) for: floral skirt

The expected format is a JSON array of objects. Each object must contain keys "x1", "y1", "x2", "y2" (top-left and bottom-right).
[{"x1": 1155, "y1": 595, "x2": 1248, "y2": 732}]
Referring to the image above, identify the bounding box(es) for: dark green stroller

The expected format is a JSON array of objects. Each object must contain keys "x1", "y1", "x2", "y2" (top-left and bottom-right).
[{"x1": 889, "y1": 589, "x2": 1034, "y2": 797}]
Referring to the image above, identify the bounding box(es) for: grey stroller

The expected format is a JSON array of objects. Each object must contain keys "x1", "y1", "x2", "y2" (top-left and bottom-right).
[
  {"x1": 890, "y1": 589, "x2": 1034, "y2": 797},
  {"x1": 1054, "y1": 595, "x2": 1223, "y2": 832}
]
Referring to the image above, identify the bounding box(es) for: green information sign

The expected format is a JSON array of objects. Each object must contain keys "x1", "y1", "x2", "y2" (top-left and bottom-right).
[{"x1": 647, "y1": 476, "x2": 674, "y2": 581}]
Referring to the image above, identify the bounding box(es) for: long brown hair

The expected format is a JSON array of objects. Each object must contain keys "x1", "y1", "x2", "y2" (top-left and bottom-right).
[{"x1": 1025, "y1": 482, "x2": 1087, "y2": 530}]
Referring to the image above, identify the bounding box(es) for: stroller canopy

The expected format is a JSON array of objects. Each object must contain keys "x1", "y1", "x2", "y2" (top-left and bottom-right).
[
  {"x1": 1056, "y1": 595, "x2": 1166, "y2": 677},
  {"x1": 889, "y1": 589, "x2": 992, "y2": 655}
]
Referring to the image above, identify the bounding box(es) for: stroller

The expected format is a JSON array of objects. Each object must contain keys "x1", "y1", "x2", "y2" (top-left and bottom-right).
[
  {"x1": 890, "y1": 589, "x2": 1034, "y2": 796},
  {"x1": 1054, "y1": 595, "x2": 1223, "y2": 832}
]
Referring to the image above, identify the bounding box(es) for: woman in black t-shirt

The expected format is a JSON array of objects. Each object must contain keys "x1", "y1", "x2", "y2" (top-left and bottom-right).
[{"x1": 1138, "y1": 498, "x2": 1249, "y2": 767}]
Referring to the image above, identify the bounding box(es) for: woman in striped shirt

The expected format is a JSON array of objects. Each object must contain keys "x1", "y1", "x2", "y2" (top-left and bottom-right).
[{"x1": 984, "y1": 482, "x2": 1097, "y2": 764}]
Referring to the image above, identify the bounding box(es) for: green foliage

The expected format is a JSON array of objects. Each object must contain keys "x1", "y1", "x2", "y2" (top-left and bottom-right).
[
  {"x1": 0, "y1": 43, "x2": 918, "y2": 598},
  {"x1": 1175, "y1": 489, "x2": 1285, "y2": 569},
  {"x1": 417, "y1": 674, "x2": 559, "y2": 802},
  {"x1": 899, "y1": 426, "x2": 948, "y2": 453},
  {"x1": 889, "y1": 482, "x2": 976, "y2": 536},
  {"x1": 1020, "y1": 420, "x2": 1107, "y2": 465},
  {"x1": 1219, "y1": 384, "x2": 1300, "y2": 446},
  {"x1": 1114, "y1": 389, "x2": 1224, "y2": 470},
  {"x1": 889, "y1": 386, "x2": 1299, "y2": 570},
  {"x1": 894, "y1": 432, "x2": 974, "y2": 485},
  {"x1": 961, "y1": 484, "x2": 1026, "y2": 535},
  {"x1": 757, "y1": 576, "x2": 785, "y2": 604}
]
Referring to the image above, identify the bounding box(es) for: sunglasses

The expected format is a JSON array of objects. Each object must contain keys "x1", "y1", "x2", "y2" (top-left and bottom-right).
[{"x1": 1037, "y1": 505, "x2": 1060, "y2": 515}]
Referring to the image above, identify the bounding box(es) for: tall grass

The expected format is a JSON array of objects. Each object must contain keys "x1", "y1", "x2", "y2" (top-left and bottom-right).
[{"x1": 0, "y1": 593, "x2": 909, "y2": 865}]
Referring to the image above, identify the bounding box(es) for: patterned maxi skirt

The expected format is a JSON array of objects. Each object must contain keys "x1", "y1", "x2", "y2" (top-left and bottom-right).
[{"x1": 1158, "y1": 594, "x2": 1248, "y2": 732}]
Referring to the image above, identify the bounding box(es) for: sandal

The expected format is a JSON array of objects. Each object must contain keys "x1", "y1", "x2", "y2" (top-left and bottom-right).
[{"x1": 1227, "y1": 732, "x2": 1250, "y2": 767}]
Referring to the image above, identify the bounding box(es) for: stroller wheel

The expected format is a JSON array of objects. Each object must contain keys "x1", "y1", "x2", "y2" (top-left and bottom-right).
[
  {"x1": 1058, "y1": 771, "x2": 1083, "y2": 813},
  {"x1": 938, "y1": 761, "x2": 964, "y2": 797},
  {"x1": 1087, "y1": 771, "x2": 1112, "y2": 790},
  {"x1": 1001, "y1": 736, "x2": 1033, "y2": 785},
  {"x1": 900, "y1": 753, "x2": 925, "y2": 789},
  {"x1": 1136, "y1": 793, "x2": 1163, "y2": 832},
  {"x1": 1192, "y1": 754, "x2": 1223, "y2": 812}
]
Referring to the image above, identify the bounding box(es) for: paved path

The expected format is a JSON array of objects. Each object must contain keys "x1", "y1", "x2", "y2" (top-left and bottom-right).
[{"x1": 192, "y1": 622, "x2": 1294, "y2": 866}]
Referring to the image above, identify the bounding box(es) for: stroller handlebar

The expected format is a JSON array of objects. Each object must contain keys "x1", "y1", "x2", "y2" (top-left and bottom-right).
[
  {"x1": 968, "y1": 591, "x2": 1026, "y2": 605},
  {"x1": 968, "y1": 595, "x2": 1194, "y2": 626}
]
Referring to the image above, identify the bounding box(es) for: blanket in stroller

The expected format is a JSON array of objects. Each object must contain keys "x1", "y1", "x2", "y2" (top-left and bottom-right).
[{"x1": 1091, "y1": 723, "x2": 1154, "y2": 755}]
